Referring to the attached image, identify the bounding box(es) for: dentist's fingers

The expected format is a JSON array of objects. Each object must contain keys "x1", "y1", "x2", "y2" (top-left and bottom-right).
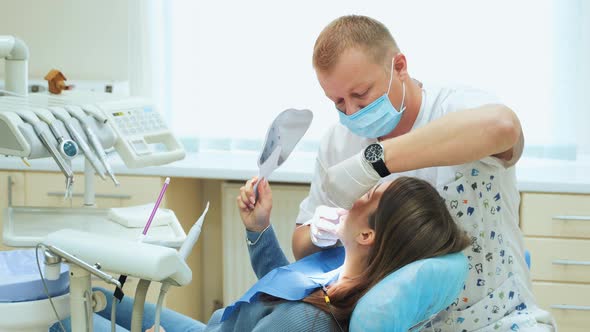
[
  {"x1": 314, "y1": 205, "x2": 342, "y2": 222},
  {"x1": 335, "y1": 208, "x2": 349, "y2": 216},
  {"x1": 316, "y1": 218, "x2": 339, "y2": 233}
]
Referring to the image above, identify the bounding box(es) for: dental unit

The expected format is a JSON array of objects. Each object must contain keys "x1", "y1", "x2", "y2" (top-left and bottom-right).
[{"x1": 0, "y1": 35, "x2": 189, "y2": 332}]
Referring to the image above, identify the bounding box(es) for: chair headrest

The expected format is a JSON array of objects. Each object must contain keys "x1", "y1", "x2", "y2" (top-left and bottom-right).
[{"x1": 350, "y1": 252, "x2": 468, "y2": 332}]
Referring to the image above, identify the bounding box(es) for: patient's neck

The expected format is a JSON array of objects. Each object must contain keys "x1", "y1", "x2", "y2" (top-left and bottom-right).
[{"x1": 338, "y1": 245, "x2": 368, "y2": 282}]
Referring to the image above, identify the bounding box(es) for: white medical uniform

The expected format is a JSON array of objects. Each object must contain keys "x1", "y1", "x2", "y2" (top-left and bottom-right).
[{"x1": 296, "y1": 84, "x2": 555, "y2": 331}]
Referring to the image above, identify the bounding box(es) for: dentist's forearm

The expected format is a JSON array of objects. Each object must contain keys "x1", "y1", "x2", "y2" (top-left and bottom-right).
[{"x1": 382, "y1": 104, "x2": 521, "y2": 172}]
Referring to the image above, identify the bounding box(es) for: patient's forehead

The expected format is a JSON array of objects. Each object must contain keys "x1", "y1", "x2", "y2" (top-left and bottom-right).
[{"x1": 375, "y1": 180, "x2": 393, "y2": 194}]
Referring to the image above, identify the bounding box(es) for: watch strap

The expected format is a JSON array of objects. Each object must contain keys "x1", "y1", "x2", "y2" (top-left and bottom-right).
[{"x1": 372, "y1": 159, "x2": 390, "y2": 178}]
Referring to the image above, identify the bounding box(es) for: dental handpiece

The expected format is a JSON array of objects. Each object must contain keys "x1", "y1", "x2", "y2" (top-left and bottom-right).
[
  {"x1": 36, "y1": 127, "x2": 75, "y2": 196},
  {"x1": 29, "y1": 107, "x2": 79, "y2": 160},
  {"x1": 7, "y1": 109, "x2": 75, "y2": 195},
  {"x1": 48, "y1": 122, "x2": 79, "y2": 159},
  {"x1": 66, "y1": 105, "x2": 119, "y2": 186},
  {"x1": 178, "y1": 201, "x2": 210, "y2": 260},
  {"x1": 49, "y1": 106, "x2": 107, "y2": 180},
  {"x1": 80, "y1": 104, "x2": 108, "y2": 124},
  {"x1": 0, "y1": 98, "x2": 80, "y2": 160}
]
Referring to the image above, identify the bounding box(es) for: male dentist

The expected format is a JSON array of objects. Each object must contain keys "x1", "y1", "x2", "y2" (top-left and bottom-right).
[{"x1": 292, "y1": 15, "x2": 554, "y2": 331}]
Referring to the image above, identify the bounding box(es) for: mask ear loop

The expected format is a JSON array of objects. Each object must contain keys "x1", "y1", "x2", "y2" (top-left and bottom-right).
[
  {"x1": 399, "y1": 81, "x2": 406, "y2": 112},
  {"x1": 386, "y1": 57, "x2": 395, "y2": 96},
  {"x1": 386, "y1": 57, "x2": 406, "y2": 113}
]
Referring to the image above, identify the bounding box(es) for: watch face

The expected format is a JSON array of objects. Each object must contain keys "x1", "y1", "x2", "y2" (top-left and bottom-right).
[{"x1": 364, "y1": 143, "x2": 383, "y2": 163}]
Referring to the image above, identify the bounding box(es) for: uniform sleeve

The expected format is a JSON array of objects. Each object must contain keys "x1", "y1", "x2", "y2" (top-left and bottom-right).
[
  {"x1": 443, "y1": 87, "x2": 523, "y2": 169},
  {"x1": 296, "y1": 124, "x2": 359, "y2": 225},
  {"x1": 442, "y1": 87, "x2": 503, "y2": 114},
  {"x1": 295, "y1": 156, "x2": 333, "y2": 225}
]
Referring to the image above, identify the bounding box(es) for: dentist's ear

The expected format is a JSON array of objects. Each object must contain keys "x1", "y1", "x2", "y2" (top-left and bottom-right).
[
  {"x1": 356, "y1": 228, "x2": 375, "y2": 246},
  {"x1": 393, "y1": 53, "x2": 408, "y2": 80}
]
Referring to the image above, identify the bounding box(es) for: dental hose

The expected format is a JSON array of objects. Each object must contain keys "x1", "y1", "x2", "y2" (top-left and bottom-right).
[
  {"x1": 154, "y1": 283, "x2": 171, "y2": 332},
  {"x1": 111, "y1": 295, "x2": 117, "y2": 332},
  {"x1": 130, "y1": 279, "x2": 151, "y2": 332}
]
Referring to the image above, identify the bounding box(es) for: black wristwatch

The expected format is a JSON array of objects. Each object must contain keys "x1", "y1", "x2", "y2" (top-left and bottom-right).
[{"x1": 363, "y1": 143, "x2": 390, "y2": 177}]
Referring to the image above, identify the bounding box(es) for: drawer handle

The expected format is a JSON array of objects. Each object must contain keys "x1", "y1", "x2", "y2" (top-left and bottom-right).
[
  {"x1": 47, "y1": 192, "x2": 132, "y2": 200},
  {"x1": 552, "y1": 259, "x2": 590, "y2": 266},
  {"x1": 550, "y1": 304, "x2": 590, "y2": 311},
  {"x1": 552, "y1": 215, "x2": 590, "y2": 221}
]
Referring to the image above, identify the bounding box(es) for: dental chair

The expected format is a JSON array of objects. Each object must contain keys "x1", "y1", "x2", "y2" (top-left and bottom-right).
[
  {"x1": 0, "y1": 250, "x2": 469, "y2": 332},
  {"x1": 0, "y1": 229, "x2": 192, "y2": 332},
  {"x1": 0, "y1": 249, "x2": 71, "y2": 332},
  {"x1": 350, "y1": 250, "x2": 533, "y2": 332},
  {"x1": 350, "y1": 252, "x2": 468, "y2": 332}
]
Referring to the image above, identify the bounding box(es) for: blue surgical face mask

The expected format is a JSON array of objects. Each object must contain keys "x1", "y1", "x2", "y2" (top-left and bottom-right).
[{"x1": 338, "y1": 58, "x2": 406, "y2": 139}]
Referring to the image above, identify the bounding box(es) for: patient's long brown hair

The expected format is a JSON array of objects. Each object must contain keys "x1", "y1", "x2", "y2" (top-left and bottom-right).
[{"x1": 302, "y1": 176, "x2": 470, "y2": 330}]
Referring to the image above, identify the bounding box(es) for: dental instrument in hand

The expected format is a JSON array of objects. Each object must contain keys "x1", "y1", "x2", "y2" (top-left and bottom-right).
[
  {"x1": 49, "y1": 106, "x2": 106, "y2": 180},
  {"x1": 66, "y1": 105, "x2": 119, "y2": 186}
]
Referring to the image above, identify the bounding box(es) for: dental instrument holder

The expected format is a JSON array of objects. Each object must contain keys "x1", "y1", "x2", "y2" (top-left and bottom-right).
[
  {"x1": 43, "y1": 229, "x2": 192, "y2": 332},
  {"x1": 253, "y1": 109, "x2": 313, "y2": 200},
  {"x1": 0, "y1": 102, "x2": 115, "y2": 205}
]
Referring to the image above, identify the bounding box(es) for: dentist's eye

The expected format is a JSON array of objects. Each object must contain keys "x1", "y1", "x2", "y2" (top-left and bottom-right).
[{"x1": 353, "y1": 89, "x2": 369, "y2": 98}]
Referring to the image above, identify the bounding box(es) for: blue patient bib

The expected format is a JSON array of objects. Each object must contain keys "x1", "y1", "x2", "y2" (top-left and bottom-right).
[{"x1": 221, "y1": 246, "x2": 345, "y2": 321}]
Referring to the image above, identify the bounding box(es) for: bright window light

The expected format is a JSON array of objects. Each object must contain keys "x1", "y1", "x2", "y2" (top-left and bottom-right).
[{"x1": 148, "y1": 0, "x2": 588, "y2": 159}]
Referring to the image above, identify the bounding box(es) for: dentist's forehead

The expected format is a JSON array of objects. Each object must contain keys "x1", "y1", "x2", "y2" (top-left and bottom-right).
[{"x1": 317, "y1": 48, "x2": 383, "y2": 98}]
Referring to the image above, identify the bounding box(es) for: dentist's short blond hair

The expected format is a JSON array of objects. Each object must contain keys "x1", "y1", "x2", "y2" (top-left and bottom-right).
[{"x1": 313, "y1": 15, "x2": 399, "y2": 72}]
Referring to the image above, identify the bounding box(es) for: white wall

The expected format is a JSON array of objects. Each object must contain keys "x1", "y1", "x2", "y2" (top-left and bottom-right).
[{"x1": 0, "y1": 0, "x2": 129, "y2": 81}]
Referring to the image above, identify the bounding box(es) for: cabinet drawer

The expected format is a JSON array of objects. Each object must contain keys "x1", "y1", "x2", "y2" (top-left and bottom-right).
[
  {"x1": 533, "y1": 282, "x2": 590, "y2": 332},
  {"x1": 521, "y1": 193, "x2": 590, "y2": 239},
  {"x1": 24, "y1": 172, "x2": 163, "y2": 208},
  {"x1": 525, "y1": 238, "x2": 590, "y2": 283}
]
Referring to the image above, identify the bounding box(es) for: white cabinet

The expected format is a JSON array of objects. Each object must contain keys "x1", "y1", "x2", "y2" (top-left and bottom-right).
[
  {"x1": 23, "y1": 172, "x2": 164, "y2": 208},
  {"x1": 521, "y1": 193, "x2": 590, "y2": 332}
]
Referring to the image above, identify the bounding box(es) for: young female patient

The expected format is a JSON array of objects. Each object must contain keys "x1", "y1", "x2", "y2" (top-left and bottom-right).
[{"x1": 51, "y1": 176, "x2": 469, "y2": 332}]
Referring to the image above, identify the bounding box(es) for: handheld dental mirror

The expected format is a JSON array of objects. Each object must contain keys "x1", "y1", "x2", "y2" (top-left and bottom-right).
[{"x1": 253, "y1": 108, "x2": 313, "y2": 201}]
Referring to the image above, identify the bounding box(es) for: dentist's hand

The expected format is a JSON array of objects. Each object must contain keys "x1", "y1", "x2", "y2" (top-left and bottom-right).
[
  {"x1": 304, "y1": 205, "x2": 348, "y2": 248},
  {"x1": 322, "y1": 151, "x2": 381, "y2": 209},
  {"x1": 237, "y1": 177, "x2": 272, "y2": 232}
]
